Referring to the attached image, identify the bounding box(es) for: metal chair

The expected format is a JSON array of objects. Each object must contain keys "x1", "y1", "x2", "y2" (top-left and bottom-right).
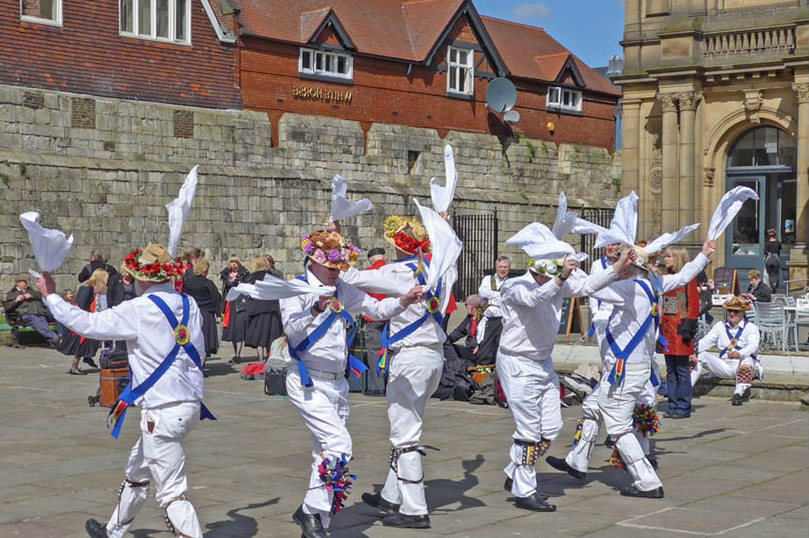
[{"x1": 755, "y1": 302, "x2": 786, "y2": 351}]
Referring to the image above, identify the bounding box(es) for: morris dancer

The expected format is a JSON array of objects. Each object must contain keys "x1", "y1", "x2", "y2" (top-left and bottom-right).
[
  {"x1": 281, "y1": 229, "x2": 422, "y2": 538},
  {"x1": 690, "y1": 296, "x2": 761, "y2": 406},
  {"x1": 342, "y1": 213, "x2": 457, "y2": 529},
  {"x1": 476, "y1": 256, "x2": 510, "y2": 347},
  {"x1": 498, "y1": 225, "x2": 634, "y2": 512},
  {"x1": 38, "y1": 244, "x2": 212, "y2": 538}
]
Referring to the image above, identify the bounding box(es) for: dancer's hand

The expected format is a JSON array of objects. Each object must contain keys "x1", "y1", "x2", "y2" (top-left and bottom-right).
[
  {"x1": 612, "y1": 247, "x2": 635, "y2": 272},
  {"x1": 728, "y1": 350, "x2": 740, "y2": 360},
  {"x1": 401, "y1": 286, "x2": 424, "y2": 306},
  {"x1": 311, "y1": 296, "x2": 331, "y2": 316},
  {"x1": 560, "y1": 258, "x2": 577, "y2": 279},
  {"x1": 37, "y1": 272, "x2": 56, "y2": 298},
  {"x1": 326, "y1": 220, "x2": 341, "y2": 234},
  {"x1": 689, "y1": 354, "x2": 697, "y2": 367},
  {"x1": 702, "y1": 240, "x2": 716, "y2": 256}
]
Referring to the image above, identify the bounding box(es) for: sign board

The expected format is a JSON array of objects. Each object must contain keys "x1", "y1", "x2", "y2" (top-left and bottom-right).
[
  {"x1": 712, "y1": 267, "x2": 738, "y2": 295},
  {"x1": 558, "y1": 297, "x2": 583, "y2": 341}
]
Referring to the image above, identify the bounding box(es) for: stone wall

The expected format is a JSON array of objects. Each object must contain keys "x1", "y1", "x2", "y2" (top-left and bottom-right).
[{"x1": 0, "y1": 84, "x2": 620, "y2": 292}]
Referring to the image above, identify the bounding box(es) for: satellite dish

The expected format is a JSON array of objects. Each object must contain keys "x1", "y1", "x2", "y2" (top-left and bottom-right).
[
  {"x1": 503, "y1": 110, "x2": 520, "y2": 124},
  {"x1": 486, "y1": 77, "x2": 517, "y2": 113}
]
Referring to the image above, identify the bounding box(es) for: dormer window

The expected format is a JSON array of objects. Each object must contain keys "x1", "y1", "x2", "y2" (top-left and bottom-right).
[
  {"x1": 299, "y1": 48, "x2": 353, "y2": 83},
  {"x1": 20, "y1": 0, "x2": 62, "y2": 26},
  {"x1": 119, "y1": 0, "x2": 191, "y2": 45},
  {"x1": 547, "y1": 86, "x2": 582, "y2": 113},
  {"x1": 447, "y1": 46, "x2": 473, "y2": 97}
]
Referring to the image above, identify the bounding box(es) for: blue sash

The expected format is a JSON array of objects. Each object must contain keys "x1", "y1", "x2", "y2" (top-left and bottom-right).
[
  {"x1": 587, "y1": 257, "x2": 610, "y2": 338},
  {"x1": 107, "y1": 294, "x2": 215, "y2": 439},
  {"x1": 377, "y1": 258, "x2": 444, "y2": 377},
  {"x1": 718, "y1": 323, "x2": 754, "y2": 359},
  {"x1": 287, "y1": 277, "x2": 367, "y2": 388},
  {"x1": 605, "y1": 279, "x2": 668, "y2": 386}
]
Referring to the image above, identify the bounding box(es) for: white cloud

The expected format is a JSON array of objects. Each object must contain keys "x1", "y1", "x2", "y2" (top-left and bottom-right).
[{"x1": 510, "y1": 1, "x2": 551, "y2": 22}]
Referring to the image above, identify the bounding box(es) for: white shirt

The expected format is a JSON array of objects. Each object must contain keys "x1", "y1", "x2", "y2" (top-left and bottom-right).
[
  {"x1": 478, "y1": 273, "x2": 508, "y2": 318},
  {"x1": 696, "y1": 319, "x2": 760, "y2": 360},
  {"x1": 280, "y1": 268, "x2": 406, "y2": 374},
  {"x1": 46, "y1": 282, "x2": 204, "y2": 409},
  {"x1": 342, "y1": 259, "x2": 457, "y2": 351},
  {"x1": 498, "y1": 267, "x2": 618, "y2": 361},
  {"x1": 589, "y1": 253, "x2": 710, "y2": 367},
  {"x1": 588, "y1": 257, "x2": 614, "y2": 332}
]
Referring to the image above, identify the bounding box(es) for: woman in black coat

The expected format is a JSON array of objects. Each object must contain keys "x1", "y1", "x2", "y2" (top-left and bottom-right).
[
  {"x1": 244, "y1": 255, "x2": 283, "y2": 363},
  {"x1": 219, "y1": 256, "x2": 250, "y2": 363},
  {"x1": 183, "y1": 259, "x2": 222, "y2": 363},
  {"x1": 58, "y1": 269, "x2": 108, "y2": 374}
]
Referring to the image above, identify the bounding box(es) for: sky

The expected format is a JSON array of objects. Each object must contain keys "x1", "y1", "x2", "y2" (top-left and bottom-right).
[{"x1": 473, "y1": 0, "x2": 625, "y2": 68}]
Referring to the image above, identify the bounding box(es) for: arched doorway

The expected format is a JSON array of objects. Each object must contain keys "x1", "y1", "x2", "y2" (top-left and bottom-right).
[{"x1": 726, "y1": 126, "x2": 797, "y2": 291}]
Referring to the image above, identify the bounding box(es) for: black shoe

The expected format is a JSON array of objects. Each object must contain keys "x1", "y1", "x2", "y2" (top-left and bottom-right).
[
  {"x1": 732, "y1": 394, "x2": 743, "y2": 406},
  {"x1": 85, "y1": 518, "x2": 109, "y2": 538},
  {"x1": 503, "y1": 478, "x2": 548, "y2": 500},
  {"x1": 545, "y1": 456, "x2": 586, "y2": 481},
  {"x1": 648, "y1": 457, "x2": 659, "y2": 470},
  {"x1": 83, "y1": 357, "x2": 98, "y2": 368},
  {"x1": 382, "y1": 513, "x2": 431, "y2": 529},
  {"x1": 620, "y1": 485, "x2": 664, "y2": 498},
  {"x1": 515, "y1": 492, "x2": 556, "y2": 512},
  {"x1": 228, "y1": 356, "x2": 240, "y2": 364},
  {"x1": 742, "y1": 387, "x2": 752, "y2": 400},
  {"x1": 292, "y1": 505, "x2": 328, "y2": 538},
  {"x1": 362, "y1": 492, "x2": 400, "y2": 514},
  {"x1": 604, "y1": 436, "x2": 615, "y2": 449},
  {"x1": 50, "y1": 336, "x2": 61, "y2": 348}
]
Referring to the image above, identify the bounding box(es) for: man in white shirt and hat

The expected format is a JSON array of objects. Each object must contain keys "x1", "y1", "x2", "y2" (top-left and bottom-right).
[
  {"x1": 690, "y1": 295, "x2": 761, "y2": 406},
  {"x1": 283, "y1": 229, "x2": 422, "y2": 538},
  {"x1": 36, "y1": 243, "x2": 212, "y2": 538},
  {"x1": 476, "y1": 256, "x2": 510, "y2": 344},
  {"x1": 497, "y1": 225, "x2": 635, "y2": 512}
]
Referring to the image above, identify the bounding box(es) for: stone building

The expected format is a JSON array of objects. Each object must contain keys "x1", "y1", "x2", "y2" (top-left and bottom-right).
[{"x1": 615, "y1": 0, "x2": 808, "y2": 290}]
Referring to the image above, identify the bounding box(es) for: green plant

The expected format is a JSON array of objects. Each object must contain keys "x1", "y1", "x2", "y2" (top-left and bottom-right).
[
  {"x1": 18, "y1": 162, "x2": 26, "y2": 175},
  {"x1": 526, "y1": 140, "x2": 537, "y2": 162},
  {"x1": 540, "y1": 141, "x2": 548, "y2": 153},
  {"x1": 1, "y1": 160, "x2": 8, "y2": 167},
  {"x1": 519, "y1": 192, "x2": 529, "y2": 202},
  {"x1": 611, "y1": 176, "x2": 621, "y2": 195},
  {"x1": 1, "y1": 173, "x2": 8, "y2": 186}
]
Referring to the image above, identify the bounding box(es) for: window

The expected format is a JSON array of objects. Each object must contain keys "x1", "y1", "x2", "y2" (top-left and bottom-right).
[
  {"x1": 119, "y1": 0, "x2": 190, "y2": 44},
  {"x1": 299, "y1": 48, "x2": 353, "y2": 81},
  {"x1": 20, "y1": 0, "x2": 62, "y2": 25},
  {"x1": 447, "y1": 46, "x2": 473, "y2": 96},
  {"x1": 727, "y1": 126, "x2": 796, "y2": 168},
  {"x1": 547, "y1": 86, "x2": 582, "y2": 113}
]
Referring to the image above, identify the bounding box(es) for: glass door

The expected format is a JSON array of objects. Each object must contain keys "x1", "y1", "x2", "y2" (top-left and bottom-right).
[{"x1": 725, "y1": 176, "x2": 765, "y2": 291}]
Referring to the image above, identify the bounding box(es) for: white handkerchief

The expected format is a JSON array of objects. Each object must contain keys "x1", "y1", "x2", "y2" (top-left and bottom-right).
[
  {"x1": 645, "y1": 223, "x2": 700, "y2": 256},
  {"x1": 552, "y1": 192, "x2": 579, "y2": 238},
  {"x1": 19, "y1": 211, "x2": 74, "y2": 272},
  {"x1": 522, "y1": 240, "x2": 575, "y2": 261},
  {"x1": 429, "y1": 144, "x2": 459, "y2": 213},
  {"x1": 707, "y1": 186, "x2": 759, "y2": 241},
  {"x1": 572, "y1": 218, "x2": 608, "y2": 236},
  {"x1": 330, "y1": 174, "x2": 374, "y2": 221},
  {"x1": 506, "y1": 222, "x2": 558, "y2": 247},
  {"x1": 226, "y1": 275, "x2": 336, "y2": 302},
  {"x1": 413, "y1": 198, "x2": 463, "y2": 296},
  {"x1": 166, "y1": 166, "x2": 199, "y2": 258},
  {"x1": 595, "y1": 191, "x2": 638, "y2": 248}
]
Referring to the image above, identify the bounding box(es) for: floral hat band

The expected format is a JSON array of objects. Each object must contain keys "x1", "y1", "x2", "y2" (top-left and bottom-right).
[
  {"x1": 124, "y1": 243, "x2": 185, "y2": 282},
  {"x1": 383, "y1": 215, "x2": 430, "y2": 255},
  {"x1": 723, "y1": 296, "x2": 751, "y2": 311},
  {"x1": 301, "y1": 230, "x2": 359, "y2": 270},
  {"x1": 528, "y1": 258, "x2": 564, "y2": 276}
]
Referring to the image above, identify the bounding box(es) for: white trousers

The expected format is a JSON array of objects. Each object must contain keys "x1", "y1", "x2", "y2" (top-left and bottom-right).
[
  {"x1": 498, "y1": 351, "x2": 563, "y2": 498},
  {"x1": 691, "y1": 352, "x2": 760, "y2": 395},
  {"x1": 598, "y1": 364, "x2": 662, "y2": 492},
  {"x1": 380, "y1": 346, "x2": 444, "y2": 516},
  {"x1": 286, "y1": 370, "x2": 351, "y2": 529},
  {"x1": 106, "y1": 402, "x2": 202, "y2": 538}
]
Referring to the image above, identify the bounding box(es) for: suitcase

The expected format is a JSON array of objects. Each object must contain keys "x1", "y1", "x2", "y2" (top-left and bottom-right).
[{"x1": 99, "y1": 367, "x2": 130, "y2": 408}]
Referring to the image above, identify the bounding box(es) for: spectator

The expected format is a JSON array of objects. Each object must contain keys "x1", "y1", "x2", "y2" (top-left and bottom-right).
[
  {"x1": 55, "y1": 289, "x2": 75, "y2": 342},
  {"x1": 244, "y1": 255, "x2": 283, "y2": 363},
  {"x1": 77, "y1": 249, "x2": 117, "y2": 283},
  {"x1": 763, "y1": 228, "x2": 781, "y2": 293},
  {"x1": 265, "y1": 254, "x2": 284, "y2": 279},
  {"x1": 3, "y1": 275, "x2": 60, "y2": 347},
  {"x1": 744, "y1": 269, "x2": 771, "y2": 303},
  {"x1": 362, "y1": 247, "x2": 388, "y2": 396},
  {"x1": 183, "y1": 259, "x2": 221, "y2": 366},
  {"x1": 476, "y1": 256, "x2": 510, "y2": 349},
  {"x1": 57, "y1": 269, "x2": 108, "y2": 374},
  {"x1": 696, "y1": 270, "x2": 714, "y2": 328},
  {"x1": 660, "y1": 247, "x2": 699, "y2": 419},
  {"x1": 176, "y1": 247, "x2": 203, "y2": 292},
  {"x1": 220, "y1": 256, "x2": 250, "y2": 363},
  {"x1": 107, "y1": 261, "x2": 137, "y2": 307},
  {"x1": 445, "y1": 294, "x2": 500, "y2": 367}
]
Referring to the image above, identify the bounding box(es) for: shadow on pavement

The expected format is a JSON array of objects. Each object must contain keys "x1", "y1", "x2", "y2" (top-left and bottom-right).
[{"x1": 204, "y1": 497, "x2": 280, "y2": 538}]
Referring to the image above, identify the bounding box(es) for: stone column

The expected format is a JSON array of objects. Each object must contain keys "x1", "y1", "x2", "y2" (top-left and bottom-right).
[
  {"x1": 788, "y1": 83, "x2": 809, "y2": 291},
  {"x1": 658, "y1": 93, "x2": 679, "y2": 232},
  {"x1": 677, "y1": 92, "x2": 700, "y2": 227},
  {"x1": 620, "y1": 98, "x2": 642, "y2": 195}
]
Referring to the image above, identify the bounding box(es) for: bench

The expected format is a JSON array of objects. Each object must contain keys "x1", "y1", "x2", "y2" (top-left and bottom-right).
[{"x1": 0, "y1": 314, "x2": 58, "y2": 347}]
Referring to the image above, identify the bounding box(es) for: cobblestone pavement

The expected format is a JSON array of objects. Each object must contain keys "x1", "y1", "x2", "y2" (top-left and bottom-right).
[{"x1": 0, "y1": 346, "x2": 806, "y2": 537}]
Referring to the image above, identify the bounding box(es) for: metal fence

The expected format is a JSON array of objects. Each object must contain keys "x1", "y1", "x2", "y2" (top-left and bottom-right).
[
  {"x1": 452, "y1": 210, "x2": 498, "y2": 300},
  {"x1": 579, "y1": 208, "x2": 614, "y2": 272}
]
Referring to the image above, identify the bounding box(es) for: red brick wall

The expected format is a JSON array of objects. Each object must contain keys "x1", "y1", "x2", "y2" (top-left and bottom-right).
[
  {"x1": 0, "y1": 0, "x2": 241, "y2": 108},
  {"x1": 241, "y1": 18, "x2": 617, "y2": 149}
]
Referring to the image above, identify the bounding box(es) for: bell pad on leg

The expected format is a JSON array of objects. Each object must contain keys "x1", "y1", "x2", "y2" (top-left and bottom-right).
[
  {"x1": 632, "y1": 404, "x2": 660, "y2": 436},
  {"x1": 737, "y1": 365, "x2": 753, "y2": 385},
  {"x1": 515, "y1": 438, "x2": 550, "y2": 466},
  {"x1": 388, "y1": 445, "x2": 427, "y2": 484}
]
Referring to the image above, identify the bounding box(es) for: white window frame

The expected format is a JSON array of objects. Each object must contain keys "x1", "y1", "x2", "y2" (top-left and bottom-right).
[
  {"x1": 20, "y1": 0, "x2": 63, "y2": 26},
  {"x1": 298, "y1": 48, "x2": 353, "y2": 81},
  {"x1": 547, "y1": 86, "x2": 582, "y2": 113},
  {"x1": 119, "y1": 0, "x2": 191, "y2": 45},
  {"x1": 447, "y1": 46, "x2": 474, "y2": 96}
]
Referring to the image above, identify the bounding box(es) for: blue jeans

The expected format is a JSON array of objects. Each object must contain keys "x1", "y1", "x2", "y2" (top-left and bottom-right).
[{"x1": 664, "y1": 355, "x2": 692, "y2": 416}]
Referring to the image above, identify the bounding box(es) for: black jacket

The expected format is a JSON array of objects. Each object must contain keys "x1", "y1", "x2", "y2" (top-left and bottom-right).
[
  {"x1": 3, "y1": 287, "x2": 48, "y2": 319},
  {"x1": 184, "y1": 274, "x2": 222, "y2": 315},
  {"x1": 78, "y1": 261, "x2": 117, "y2": 283},
  {"x1": 447, "y1": 314, "x2": 500, "y2": 364},
  {"x1": 219, "y1": 265, "x2": 250, "y2": 314},
  {"x1": 107, "y1": 272, "x2": 136, "y2": 307},
  {"x1": 246, "y1": 270, "x2": 280, "y2": 316},
  {"x1": 747, "y1": 281, "x2": 772, "y2": 303}
]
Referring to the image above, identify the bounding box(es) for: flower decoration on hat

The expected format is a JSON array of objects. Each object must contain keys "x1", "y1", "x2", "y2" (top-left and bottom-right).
[
  {"x1": 301, "y1": 230, "x2": 359, "y2": 270},
  {"x1": 124, "y1": 243, "x2": 185, "y2": 283},
  {"x1": 722, "y1": 295, "x2": 751, "y2": 311},
  {"x1": 383, "y1": 215, "x2": 430, "y2": 255},
  {"x1": 527, "y1": 258, "x2": 564, "y2": 276}
]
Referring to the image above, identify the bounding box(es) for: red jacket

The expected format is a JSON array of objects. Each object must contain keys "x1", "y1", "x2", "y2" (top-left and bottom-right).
[
  {"x1": 362, "y1": 258, "x2": 387, "y2": 322},
  {"x1": 660, "y1": 279, "x2": 699, "y2": 356}
]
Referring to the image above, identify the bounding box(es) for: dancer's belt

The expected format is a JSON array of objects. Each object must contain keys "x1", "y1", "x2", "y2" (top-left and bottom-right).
[{"x1": 306, "y1": 368, "x2": 343, "y2": 380}]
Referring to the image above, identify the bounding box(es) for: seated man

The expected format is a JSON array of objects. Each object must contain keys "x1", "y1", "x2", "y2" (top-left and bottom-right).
[
  {"x1": 3, "y1": 275, "x2": 59, "y2": 347},
  {"x1": 445, "y1": 294, "x2": 501, "y2": 366},
  {"x1": 690, "y1": 296, "x2": 761, "y2": 406}
]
